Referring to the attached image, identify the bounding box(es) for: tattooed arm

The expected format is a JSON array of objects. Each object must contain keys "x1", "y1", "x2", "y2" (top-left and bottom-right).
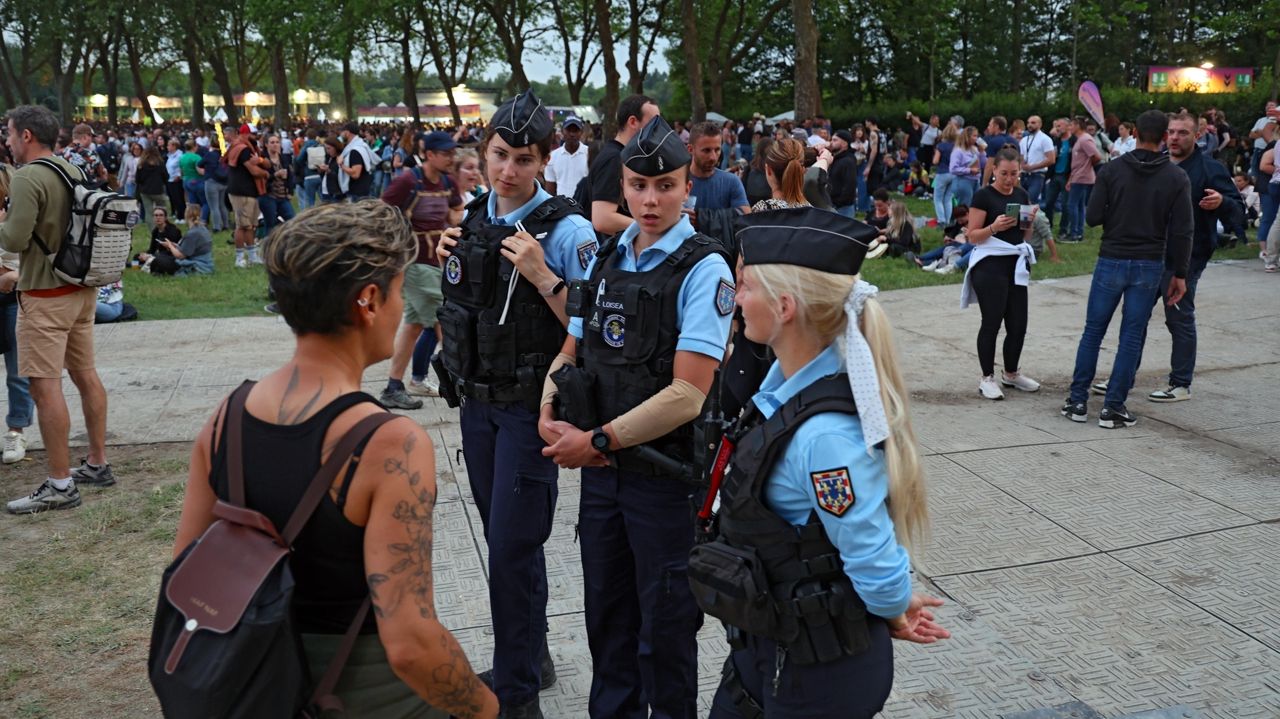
[{"x1": 362, "y1": 421, "x2": 499, "y2": 719}]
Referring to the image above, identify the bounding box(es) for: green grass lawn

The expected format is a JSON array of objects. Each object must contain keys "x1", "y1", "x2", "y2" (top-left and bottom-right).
[{"x1": 120, "y1": 195, "x2": 1265, "y2": 321}]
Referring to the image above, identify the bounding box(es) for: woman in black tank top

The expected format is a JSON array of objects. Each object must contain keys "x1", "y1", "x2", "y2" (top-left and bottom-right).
[{"x1": 171, "y1": 200, "x2": 498, "y2": 719}]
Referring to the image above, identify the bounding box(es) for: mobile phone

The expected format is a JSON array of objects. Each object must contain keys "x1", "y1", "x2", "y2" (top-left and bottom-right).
[{"x1": 1005, "y1": 203, "x2": 1020, "y2": 219}]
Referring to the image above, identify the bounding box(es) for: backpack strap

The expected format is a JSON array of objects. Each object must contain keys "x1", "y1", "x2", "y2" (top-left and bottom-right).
[
  {"x1": 223, "y1": 381, "x2": 256, "y2": 507},
  {"x1": 309, "y1": 597, "x2": 371, "y2": 714},
  {"x1": 27, "y1": 158, "x2": 88, "y2": 258}
]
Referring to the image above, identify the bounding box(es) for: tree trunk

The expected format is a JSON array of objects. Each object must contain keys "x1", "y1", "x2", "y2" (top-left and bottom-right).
[
  {"x1": 1010, "y1": 0, "x2": 1023, "y2": 92},
  {"x1": 1271, "y1": 43, "x2": 1280, "y2": 102},
  {"x1": 207, "y1": 52, "x2": 240, "y2": 126},
  {"x1": 595, "y1": 0, "x2": 620, "y2": 139},
  {"x1": 270, "y1": 44, "x2": 289, "y2": 126},
  {"x1": 680, "y1": 0, "x2": 705, "y2": 122},
  {"x1": 400, "y1": 25, "x2": 420, "y2": 126},
  {"x1": 104, "y1": 25, "x2": 122, "y2": 125},
  {"x1": 124, "y1": 33, "x2": 156, "y2": 123},
  {"x1": 0, "y1": 33, "x2": 19, "y2": 107},
  {"x1": 342, "y1": 51, "x2": 356, "y2": 122},
  {"x1": 186, "y1": 35, "x2": 205, "y2": 125},
  {"x1": 791, "y1": 0, "x2": 818, "y2": 120}
]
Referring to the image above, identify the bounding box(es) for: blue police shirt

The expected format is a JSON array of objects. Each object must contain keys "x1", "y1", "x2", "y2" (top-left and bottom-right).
[
  {"x1": 750, "y1": 344, "x2": 913, "y2": 619},
  {"x1": 689, "y1": 169, "x2": 749, "y2": 210},
  {"x1": 473, "y1": 183, "x2": 598, "y2": 283},
  {"x1": 569, "y1": 215, "x2": 734, "y2": 360}
]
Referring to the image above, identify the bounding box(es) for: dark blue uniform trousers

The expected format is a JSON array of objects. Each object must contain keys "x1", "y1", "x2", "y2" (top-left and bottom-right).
[
  {"x1": 709, "y1": 622, "x2": 893, "y2": 719},
  {"x1": 579, "y1": 466, "x2": 703, "y2": 719},
  {"x1": 460, "y1": 399, "x2": 558, "y2": 706}
]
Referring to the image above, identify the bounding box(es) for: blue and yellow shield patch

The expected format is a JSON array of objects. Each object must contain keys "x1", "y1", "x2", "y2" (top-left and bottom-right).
[{"x1": 811, "y1": 467, "x2": 854, "y2": 517}]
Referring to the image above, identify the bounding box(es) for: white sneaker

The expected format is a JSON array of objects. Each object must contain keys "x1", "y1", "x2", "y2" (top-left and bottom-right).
[
  {"x1": 1148, "y1": 385, "x2": 1191, "y2": 403},
  {"x1": 934, "y1": 264, "x2": 956, "y2": 275},
  {"x1": 407, "y1": 378, "x2": 439, "y2": 397},
  {"x1": 922, "y1": 260, "x2": 939, "y2": 271},
  {"x1": 235, "y1": 255, "x2": 248, "y2": 269},
  {"x1": 1000, "y1": 371, "x2": 1041, "y2": 392},
  {"x1": 2, "y1": 431, "x2": 26, "y2": 464},
  {"x1": 978, "y1": 375, "x2": 1005, "y2": 400}
]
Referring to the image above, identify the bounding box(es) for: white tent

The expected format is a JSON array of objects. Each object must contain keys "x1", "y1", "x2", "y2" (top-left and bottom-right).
[
  {"x1": 203, "y1": 108, "x2": 212, "y2": 122},
  {"x1": 212, "y1": 107, "x2": 228, "y2": 122},
  {"x1": 767, "y1": 110, "x2": 795, "y2": 123},
  {"x1": 130, "y1": 109, "x2": 141, "y2": 122},
  {"x1": 705, "y1": 111, "x2": 730, "y2": 123}
]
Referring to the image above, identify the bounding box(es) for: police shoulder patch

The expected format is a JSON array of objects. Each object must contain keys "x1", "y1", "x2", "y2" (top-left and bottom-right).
[
  {"x1": 715, "y1": 278, "x2": 736, "y2": 317},
  {"x1": 577, "y1": 239, "x2": 598, "y2": 270},
  {"x1": 810, "y1": 467, "x2": 855, "y2": 517}
]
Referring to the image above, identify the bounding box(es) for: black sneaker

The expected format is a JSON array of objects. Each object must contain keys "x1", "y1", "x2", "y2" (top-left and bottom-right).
[
  {"x1": 1098, "y1": 405, "x2": 1137, "y2": 429},
  {"x1": 502, "y1": 699, "x2": 544, "y2": 719},
  {"x1": 379, "y1": 387, "x2": 424, "y2": 410},
  {"x1": 71, "y1": 459, "x2": 116, "y2": 487},
  {"x1": 478, "y1": 643, "x2": 557, "y2": 693},
  {"x1": 1060, "y1": 400, "x2": 1087, "y2": 423}
]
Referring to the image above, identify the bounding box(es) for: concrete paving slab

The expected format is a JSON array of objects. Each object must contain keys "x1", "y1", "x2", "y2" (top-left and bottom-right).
[
  {"x1": 934, "y1": 554, "x2": 1280, "y2": 719},
  {"x1": 947, "y1": 443, "x2": 1253, "y2": 550}
]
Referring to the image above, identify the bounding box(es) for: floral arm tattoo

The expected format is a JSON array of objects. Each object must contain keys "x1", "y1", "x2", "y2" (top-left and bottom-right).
[{"x1": 367, "y1": 432, "x2": 489, "y2": 718}]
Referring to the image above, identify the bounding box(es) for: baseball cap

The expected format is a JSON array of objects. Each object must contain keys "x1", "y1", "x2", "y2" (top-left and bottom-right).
[
  {"x1": 422, "y1": 131, "x2": 457, "y2": 152},
  {"x1": 833, "y1": 129, "x2": 854, "y2": 143},
  {"x1": 238, "y1": 124, "x2": 252, "y2": 135},
  {"x1": 562, "y1": 115, "x2": 584, "y2": 129}
]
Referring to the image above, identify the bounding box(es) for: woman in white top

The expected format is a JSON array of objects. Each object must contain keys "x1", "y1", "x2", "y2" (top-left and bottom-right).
[{"x1": 1110, "y1": 122, "x2": 1137, "y2": 157}]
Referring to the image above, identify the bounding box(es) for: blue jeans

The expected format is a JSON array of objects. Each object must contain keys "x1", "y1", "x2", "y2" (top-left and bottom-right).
[
  {"x1": 299, "y1": 175, "x2": 322, "y2": 210},
  {"x1": 738, "y1": 143, "x2": 753, "y2": 163},
  {"x1": 932, "y1": 172, "x2": 956, "y2": 223},
  {"x1": 1041, "y1": 174, "x2": 1068, "y2": 234},
  {"x1": 855, "y1": 162, "x2": 870, "y2": 212},
  {"x1": 1140, "y1": 255, "x2": 1208, "y2": 389},
  {"x1": 952, "y1": 176, "x2": 978, "y2": 208},
  {"x1": 95, "y1": 300, "x2": 123, "y2": 323},
  {"x1": 124, "y1": 182, "x2": 136, "y2": 198},
  {"x1": 1021, "y1": 172, "x2": 1047, "y2": 205},
  {"x1": 203, "y1": 179, "x2": 228, "y2": 232},
  {"x1": 1068, "y1": 258, "x2": 1164, "y2": 407},
  {"x1": 258, "y1": 195, "x2": 296, "y2": 234},
  {"x1": 410, "y1": 327, "x2": 438, "y2": 383},
  {"x1": 920, "y1": 241, "x2": 973, "y2": 264},
  {"x1": 2, "y1": 301, "x2": 32, "y2": 430},
  {"x1": 1258, "y1": 182, "x2": 1279, "y2": 247},
  {"x1": 1066, "y1": 183, "x2": 1093, "y2": 239},
  {"x1": 183, "y1": 179, "x2": 209, "y2": 222},
  {"x1": 835, "y1": 204, "x2": 857, "y2": 219}
]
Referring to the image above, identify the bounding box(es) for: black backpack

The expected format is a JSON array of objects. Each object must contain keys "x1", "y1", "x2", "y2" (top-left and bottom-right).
[{"x1": 148, "y1": 382, "x2": 396, "y2": 718}]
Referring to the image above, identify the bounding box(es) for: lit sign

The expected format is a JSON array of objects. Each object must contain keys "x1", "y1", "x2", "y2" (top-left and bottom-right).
[{"x1": 1148, "y1": 67, "x2": 1253, "y2": 93}]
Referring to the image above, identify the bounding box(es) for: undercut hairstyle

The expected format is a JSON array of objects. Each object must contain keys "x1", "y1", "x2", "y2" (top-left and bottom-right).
[
  {"x1": 688, "y1": 121, "x2": 721, "y2": 142},
  {"x1": 261, "y1": 200, "x2": 418, "y2": 336},
  {"x1": 5, "y1": 105, "x2": 60, "y2": 148},
  {"x1": 1135, "y1": 110, "x2": 1169, "y2": 145},
  {"x1": 616, "y1": 94, "x2": 656, "y2": 128}
]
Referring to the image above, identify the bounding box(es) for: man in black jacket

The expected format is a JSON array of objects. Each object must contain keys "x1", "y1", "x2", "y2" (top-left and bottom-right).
[
  {"x1": 828, "y1": 129, "x2": 858, "y2": 217},
  {"x1": 1062, "y1": 110, "x2": 1192, "y2": 428},
  {"x1": 1140, "y1": 111, "x2": 1245, "y2": 403}
]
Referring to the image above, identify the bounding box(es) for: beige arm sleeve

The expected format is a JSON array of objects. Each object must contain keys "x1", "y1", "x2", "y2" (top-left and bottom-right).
[
  {"x1": 609, "y1": 378, "x2": 707, "y2": 449},
  {"x1": 541, "y1": 352, "x2": 576, "y2": 409}
]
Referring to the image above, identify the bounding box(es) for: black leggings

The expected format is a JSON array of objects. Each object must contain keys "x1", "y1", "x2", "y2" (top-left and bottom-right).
[{"x1": 970, "y1": 254, "x2": 1027, "y2": 376}]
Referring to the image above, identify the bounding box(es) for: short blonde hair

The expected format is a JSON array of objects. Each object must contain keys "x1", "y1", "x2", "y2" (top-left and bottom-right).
[{"x1": 744, "y1": 263, "x2": 929, "y2": 549}]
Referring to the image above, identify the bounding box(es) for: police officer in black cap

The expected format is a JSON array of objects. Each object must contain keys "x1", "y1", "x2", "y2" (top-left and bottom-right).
[
  {"x1": 435, "y1": 89, "x2": 597, "y2": 719},
  {"x1": 688, "y1": 208, "x2": 950, "y2": 718},
  {"x1": 539, "y1": 115, "x2": 735, "y2": 718}
]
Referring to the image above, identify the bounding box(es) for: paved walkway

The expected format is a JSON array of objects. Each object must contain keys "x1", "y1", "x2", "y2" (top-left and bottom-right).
[{"x1": 20, "y1": 259, "x2": 1279, "y2": 717}]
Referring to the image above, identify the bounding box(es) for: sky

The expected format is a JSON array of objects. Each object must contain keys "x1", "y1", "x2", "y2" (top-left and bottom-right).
[{"x1": 483, "y1": 42, "x2": 670, "y2": 88}]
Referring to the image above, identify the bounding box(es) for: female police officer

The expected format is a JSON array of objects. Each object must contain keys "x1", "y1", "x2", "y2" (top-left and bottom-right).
[
  {"x1": 435, "y1": 89, "x2": 597, "y2": 719},
  {"x1": 538, "y1": 115, "x2": 735, "y2": 719},
  {"x1": 690, "y1": 208, "x2": 950, "y2": 718}
]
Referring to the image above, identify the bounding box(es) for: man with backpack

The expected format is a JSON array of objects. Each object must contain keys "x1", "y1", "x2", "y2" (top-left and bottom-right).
[
  {"x1": 377, "y1": 130, "x2": 463, "y2": 409},
  {"x1": 1, "y1": 105, "x2": 116, "y2": 514}
]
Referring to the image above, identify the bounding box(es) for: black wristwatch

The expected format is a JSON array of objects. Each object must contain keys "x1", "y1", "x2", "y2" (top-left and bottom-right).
[{"x1": 591, "y1": 427, "x2": 611, "y2": 453}]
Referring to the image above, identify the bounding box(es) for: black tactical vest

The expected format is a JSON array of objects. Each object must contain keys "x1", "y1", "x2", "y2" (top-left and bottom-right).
[
  {"x1": 436, "y1": 193, "x2": 585, "y2": 411},
  {"x1": 688, "y1": 374, "x2": 872, "y2": 665},
  {"x1": 561, "y1": 231, "x2": 726, "y2": 474}
]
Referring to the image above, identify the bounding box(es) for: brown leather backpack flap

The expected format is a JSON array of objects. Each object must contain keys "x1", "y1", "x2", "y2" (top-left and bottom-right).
[{"x1": 162, "y1": 514, "x2": 289, "y2": 673}]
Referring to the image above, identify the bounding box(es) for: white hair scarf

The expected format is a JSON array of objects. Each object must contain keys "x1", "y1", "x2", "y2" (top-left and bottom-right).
[{"x1": 843, "y1": 280, "x2": 890, "y2": 456}]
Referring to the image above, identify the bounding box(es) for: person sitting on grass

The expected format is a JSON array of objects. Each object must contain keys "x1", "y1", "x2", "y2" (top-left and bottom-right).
[
  {"x1": 882, "y1": 200, "x2": 922, "y2": 259},
  {"x1": 139, "y1": 205, "x2": 214, "y2": 276},
  {"x1": 915, "y1": 204, "x2": 973, "y2": 272}
]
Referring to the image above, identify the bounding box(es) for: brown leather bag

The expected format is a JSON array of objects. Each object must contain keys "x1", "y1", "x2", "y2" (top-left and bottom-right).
[{"x1": 149, "y1": 382, "x2": 396, "y2": 718}]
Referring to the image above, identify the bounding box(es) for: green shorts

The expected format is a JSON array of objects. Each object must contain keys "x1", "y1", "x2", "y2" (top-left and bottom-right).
[{"x1": 402, "y1": 263, "x2": 444, "y2": 327}]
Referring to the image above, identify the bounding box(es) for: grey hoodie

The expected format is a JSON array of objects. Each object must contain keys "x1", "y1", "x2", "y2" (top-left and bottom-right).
[{"x1": 1086, "y1": 148, "x2": 1193, "y2": 278}]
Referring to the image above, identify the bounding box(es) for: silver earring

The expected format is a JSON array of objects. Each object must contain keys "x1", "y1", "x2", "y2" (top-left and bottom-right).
[{"x1": 357, "y1": 299, "x2": 369, "y2": 307}]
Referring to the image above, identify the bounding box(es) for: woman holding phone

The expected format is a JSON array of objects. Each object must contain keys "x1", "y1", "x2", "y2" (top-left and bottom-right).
[{"x1": 963, "y1": 146, "x2": 1040, "y2": 401}]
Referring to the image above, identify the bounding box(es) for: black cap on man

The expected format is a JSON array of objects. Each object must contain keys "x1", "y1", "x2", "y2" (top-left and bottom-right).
[
  {"x1": 491, "y1": 90, "x2": 553, "y2": 147},
  {"x1": 621, "y1": 115, "x2": 690, "y2": 175}
]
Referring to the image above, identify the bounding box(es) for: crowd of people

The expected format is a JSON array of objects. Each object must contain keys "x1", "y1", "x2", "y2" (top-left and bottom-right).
[{"x1": 0, "y1": 86, "x2": 1272, "y2": 719}]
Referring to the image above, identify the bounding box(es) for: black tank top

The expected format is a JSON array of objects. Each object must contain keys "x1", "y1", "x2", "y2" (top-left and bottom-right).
[{"x1": 209, "y1": 387, "x2": 380, "y2": 634}]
